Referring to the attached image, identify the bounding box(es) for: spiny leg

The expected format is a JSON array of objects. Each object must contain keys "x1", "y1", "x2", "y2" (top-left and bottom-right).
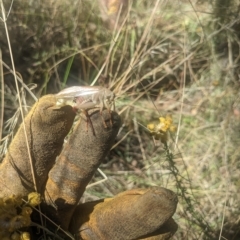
[
  {"x1": 108, "y1": 108, "x2": 113, "y2": 126},
  {"x1": 106, "y1": 101, "x2": 114, "y2": 127},
  {"x1": 99, "y1": 101, "x2": 113, "y2": 128},
  {"x1": 107, "y1": 100, "x2": 115, "y2": 127},
  {"x1": 99, "y1": 109, "x2": 113, "y2": 128},
  {"x1": 99, "y1": 110, "x2": 108, "y2": 128},
  {"x1": 83, "y1": 109, "x2": 96, "y2": 136},
  {"x1": 99, "y1": 102, "x2": 108, "y2": 128}
]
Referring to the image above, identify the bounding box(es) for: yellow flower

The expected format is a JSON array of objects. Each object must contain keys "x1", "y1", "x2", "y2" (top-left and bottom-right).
[
  {"x1": 10, "y1": 232, "x2": 20, "y2": 240},
  {"x1": 21, "y1": 207, "x2": 32, "y2": 217},
  {"x1": 108, "y1": 0, "x2": 120, "y2": 15},
  {"x1": 147, "y1": 115, "x2": 176, "y2": 143},
  {"x1": 147, "y1": 123, "x2": 156, "y2": 132},
  {"x1": 27, "y1": 192, "x2": 41, "y2": 207},
  {"x1": 20, "y1": 232, "x2": 30, "y2": 240}
]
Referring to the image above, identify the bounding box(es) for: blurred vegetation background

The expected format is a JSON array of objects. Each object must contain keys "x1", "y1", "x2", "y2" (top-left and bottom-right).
[{"x1": 1, "y1": 0, "x2": 240, "y2": 239}]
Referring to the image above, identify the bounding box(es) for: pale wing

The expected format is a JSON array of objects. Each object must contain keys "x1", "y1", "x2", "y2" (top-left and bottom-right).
[{"x1": 56, "y1": 86, "x2": 101, "y2": 99}]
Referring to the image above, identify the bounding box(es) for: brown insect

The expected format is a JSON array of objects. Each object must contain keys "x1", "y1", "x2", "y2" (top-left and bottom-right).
[{"x1": 55, "y1": 86, "x2": 115, "y2": 135}]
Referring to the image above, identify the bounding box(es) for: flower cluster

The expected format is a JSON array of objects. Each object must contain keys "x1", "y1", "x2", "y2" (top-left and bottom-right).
[
  {"x1": 0, "y1": 192, "x2": 41, "y2": 239},
  {"x1": 147, "y1": 115, "x2": 176, "y2": 143}
]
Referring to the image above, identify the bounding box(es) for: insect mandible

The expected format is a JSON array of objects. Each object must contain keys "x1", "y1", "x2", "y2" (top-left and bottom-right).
[{"x1": 55, "y1": 86, "x2": 115, "y2": 135}]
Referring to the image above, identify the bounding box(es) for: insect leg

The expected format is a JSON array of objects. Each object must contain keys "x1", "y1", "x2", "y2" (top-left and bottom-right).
[
  {"x1": 100, "y1": 113, "x2": 108, "y2": 128},
  {"x1": 106, "y1": 101, "x2": 113, "y2": 127},
  {"x1": 108, "y1": 106, "x2": 113, "y2": 127},
  {"x1": 83, "y1": 109, "x2": 96, "y2": 136},
  {"x1": 98, "y1": 99, "x2": 108, "y2": 128}
]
